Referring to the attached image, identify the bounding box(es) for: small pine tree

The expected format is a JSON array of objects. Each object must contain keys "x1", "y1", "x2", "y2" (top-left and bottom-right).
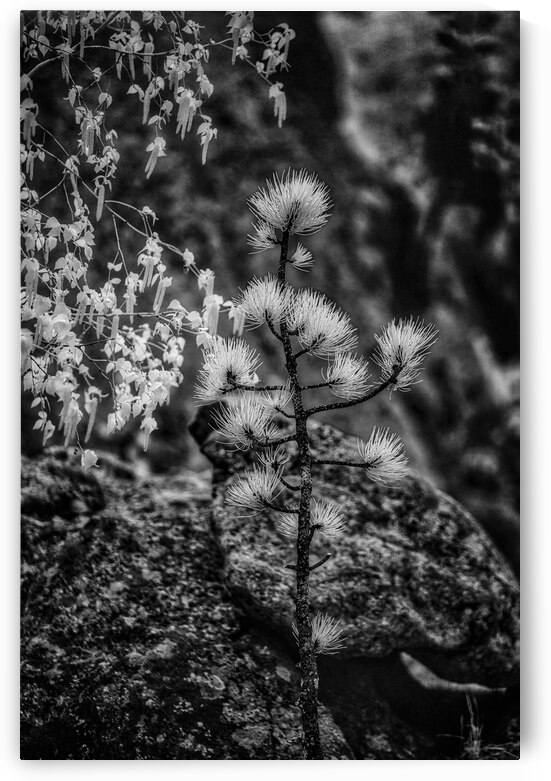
[{"x1": 195, "y1": 170, "x2": 438, "y2": 759}]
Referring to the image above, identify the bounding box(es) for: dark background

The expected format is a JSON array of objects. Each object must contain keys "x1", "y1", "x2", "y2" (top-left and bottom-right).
[{"x1": 22, "y1": 10, "x2": 520, "y2": 573}]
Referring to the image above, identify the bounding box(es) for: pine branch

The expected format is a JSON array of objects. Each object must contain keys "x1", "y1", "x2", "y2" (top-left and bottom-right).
[
  {"x1": 280, "y1": 477, "x2": 300, "y2": 491},
  {"x1": 304, "y1": 375, "x2": 396, "y2": 418},
  {"x1": 263, "y1": 500, "x2": 299, "y2": 514},
  {"x1": 312, "y1": 459, "x2": 367, "y2": 468},
  {"x1": 309, "y1": 553, "x2": 332, "y2": 572},
  {"x1": 276, "y1": 409, "x2": 296, "y2": 420},
  {"x1": 284, "y1": 552, "x2": 332, "y2": 573},
  {"x1": 300, "y1": 381, "x2": 331, "y2": 391},
  {"x1": 256, "y1": 433, "x2": 296, "y2": 448},
  {"x1": 266, "y1": 317, "x2": 284, "y2": 342},
  {"x1": 230, "y1": 381, "x2": 287, "y2": 392}
]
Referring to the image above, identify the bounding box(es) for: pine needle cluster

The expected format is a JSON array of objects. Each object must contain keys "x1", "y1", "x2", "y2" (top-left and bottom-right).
[{"x1": 194, "y1": 338, "x2": 261, "y2": 404}]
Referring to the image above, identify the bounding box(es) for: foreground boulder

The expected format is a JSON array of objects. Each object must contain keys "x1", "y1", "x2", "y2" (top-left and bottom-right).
[
  {"x1": 198, "y1": 418, "x2": 519, "y2": 689},
  {"x1": 20, "y1": 455, "x2": 350, "y2": 760},
  {"x1": 21, "y1": 444, "x2": 519, "y2": 759}
]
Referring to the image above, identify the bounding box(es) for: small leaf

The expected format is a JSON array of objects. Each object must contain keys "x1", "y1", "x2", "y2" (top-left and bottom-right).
[
  {"x1": 81, "y1": 449, "x2": 99, "y2": 469},
  {"x1": 20, "y1": 74, "x2": 33, "y2": 92},
  {"x1": 96, "y1": 184, "x2": 105, "y2": 221}
]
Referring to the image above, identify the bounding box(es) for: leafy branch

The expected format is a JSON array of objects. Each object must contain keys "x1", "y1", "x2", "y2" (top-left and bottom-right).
[{"x1": 21, "y1": 10, "x2": 296, "y2": 466}]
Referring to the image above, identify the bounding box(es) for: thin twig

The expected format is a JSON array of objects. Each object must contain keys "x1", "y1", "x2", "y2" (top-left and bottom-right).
[
  {"x1": 25, "y1": 55, "x2": 62, "y2": 79},
  {"x1": 263, "y1": 500, "x2": 299, "y2": 514},
  {"x1": 280, "y1": 477, "x2": 300, "y2": 492},
  {"x1": 256, "y1": 434, "x2": 296, "y2": 448},
  {"x1": 309, "y1": 553, "x2": 332, "y2": 572},
  {"x1": 312, "y1": 459, "x2": 367, "y2": 469},
  {"x1": 266, "y1": 317, "x2": 284, "y2": 342},
  {"x1": 276, "y1": 409, "x2": 295, "y2": 420}
]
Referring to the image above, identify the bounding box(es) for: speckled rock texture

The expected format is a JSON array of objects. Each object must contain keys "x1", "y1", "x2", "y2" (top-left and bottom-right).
[
  {"x1": 20, "y1": 448, "x2": 519, "y2": 759},
  {"x1": 199, "y1": 418, "x2": 520, "y2": 690},
  {"x1": 20, "y1": 453, "x2": 351, "y2": 760},
  {"x1": 21, "y1": 455, "x2": 106, "y2": 519}
]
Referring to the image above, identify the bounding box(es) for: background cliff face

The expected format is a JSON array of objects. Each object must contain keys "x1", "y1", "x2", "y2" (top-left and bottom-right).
[{"x1": 22, "y1": 11, "x2": 519, "y2": 571}]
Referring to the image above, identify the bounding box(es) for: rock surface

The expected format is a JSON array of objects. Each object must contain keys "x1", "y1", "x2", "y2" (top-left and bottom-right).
[
  {"x1": 20, "y1": 454, "x2": 350, "y2": 760},
  {"x1": 199, "y1": 418, "x2": 519, "y2": 689},
  {"x1": 21, "y1": 454, "x2": 106, "y2": 519},
  {"x1": 20, "y1": 447, "x2": 519, "y2": 759}
]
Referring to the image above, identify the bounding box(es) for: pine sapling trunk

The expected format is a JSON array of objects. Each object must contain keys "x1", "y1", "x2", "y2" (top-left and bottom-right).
[
  {"x1": 294, "y1": 428, "x2": 321, "y2": 759},
  {"x1": 278, "y1": 230, "x2": 322, "y2": 759}
]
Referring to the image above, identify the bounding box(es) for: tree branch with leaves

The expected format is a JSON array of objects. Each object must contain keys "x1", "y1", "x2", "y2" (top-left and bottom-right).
[{"x1": 20, "y1": 10, "x2": 295, "y2": 468}]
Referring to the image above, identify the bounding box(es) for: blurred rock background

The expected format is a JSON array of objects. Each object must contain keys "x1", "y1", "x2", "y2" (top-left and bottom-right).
[{"x1": 22, "y1": 11, "x2": 519, "y2": 573}]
